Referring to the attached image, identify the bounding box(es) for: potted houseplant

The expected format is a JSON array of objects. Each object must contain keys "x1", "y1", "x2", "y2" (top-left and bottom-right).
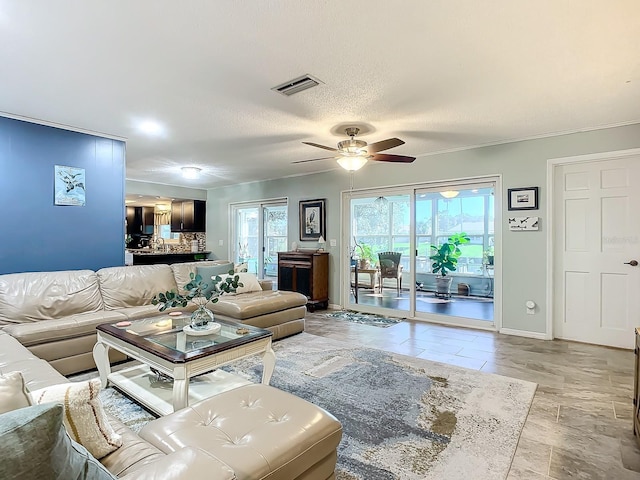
[
  {"x1": 152, "y1": 271, "x2": 242, "y2": 331},
  {"x1": 429, "y1": 233, "x2": 470, "y2": 297},
  {"x1": 353, "y1": 239, "x2": 376, "y2": 269}
]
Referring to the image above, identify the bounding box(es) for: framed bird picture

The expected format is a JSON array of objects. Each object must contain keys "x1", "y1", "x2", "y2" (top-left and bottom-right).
[
  {"x1": 299, "y1": 198, "x2": 325, "y2": 241},
  {"x1": 54, "y1": 165, "x2": 86, "y2": 206}
]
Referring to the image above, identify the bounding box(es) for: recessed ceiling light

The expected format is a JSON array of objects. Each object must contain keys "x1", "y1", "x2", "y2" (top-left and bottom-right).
[
  {"x1": 138, "y1": 120, "x2": 163, "y2": 136},
  {"x1": 181, "y1": 167, "x2": 201, "y2": 179}
]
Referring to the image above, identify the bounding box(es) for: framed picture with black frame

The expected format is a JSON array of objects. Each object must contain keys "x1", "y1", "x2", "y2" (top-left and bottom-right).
[
  {"x1": 508, "y1": 187, "x2": 539, "y2": 211},
  {"x1": 299, "y1": 198, "x2": 326, "y2": 241}
]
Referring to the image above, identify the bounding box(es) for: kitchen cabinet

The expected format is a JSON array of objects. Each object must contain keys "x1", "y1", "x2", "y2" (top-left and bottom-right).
[
  {"x1": 126, "y1": 206, "x2": 154, "y2": 235},
  {"x1": 277, "y1": 251, "x2": 329, "y2": 311},
  {"x1": 171, "y1": 200, "x2": 206, "y2": 232}
]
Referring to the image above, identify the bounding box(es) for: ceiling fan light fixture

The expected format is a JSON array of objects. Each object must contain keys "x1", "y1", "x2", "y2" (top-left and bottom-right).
[
  {"x1": 181, "y1": 166, "x2": 201, "y2": 179},
  {"x1": 337, "y1": 156, "x2": 368, "y2": 171},
  {"x1": 440, "y1": 190, "x2": 459, "y2": 199}
]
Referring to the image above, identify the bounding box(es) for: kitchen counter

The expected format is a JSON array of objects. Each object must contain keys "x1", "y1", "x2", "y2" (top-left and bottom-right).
[{"x1": 126, "y1": 250, "x2": 211, "y2": 265}]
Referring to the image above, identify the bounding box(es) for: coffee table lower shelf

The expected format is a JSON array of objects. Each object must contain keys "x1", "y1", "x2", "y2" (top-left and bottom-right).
[{"x1": 109, "y1": 363, "x2": 252, "y2": 416}]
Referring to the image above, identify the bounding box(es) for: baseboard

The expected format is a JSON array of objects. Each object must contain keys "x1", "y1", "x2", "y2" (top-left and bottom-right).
[
  {"x1": 327, "y1": 303, "x2": 342, "y2": 310},
  {"x1": 499, "y1": 328, "x2": 550, "y2": 340}
]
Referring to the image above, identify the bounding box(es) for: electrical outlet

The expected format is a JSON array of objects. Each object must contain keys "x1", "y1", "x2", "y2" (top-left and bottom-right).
[
  {"x1": 330, "y1": 239, "x2": 337, "y2": 247},
  {"x1": 218, "y1": 239, "x2": 223, "y2": 246}
]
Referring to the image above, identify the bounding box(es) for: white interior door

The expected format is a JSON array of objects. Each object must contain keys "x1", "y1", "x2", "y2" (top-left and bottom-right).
[{"x1": 553, "y1": 153, "x2": 640, "y2": 349}]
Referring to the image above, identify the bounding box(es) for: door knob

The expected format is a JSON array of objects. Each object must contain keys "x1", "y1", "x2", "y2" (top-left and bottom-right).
[{"x1": 624, "y1": 260, "x2": 639, "y2": 266}]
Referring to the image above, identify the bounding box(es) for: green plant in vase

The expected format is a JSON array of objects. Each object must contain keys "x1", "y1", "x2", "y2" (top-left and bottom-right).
[
  {"x1": 152, "y1": 270, "x2": 243, "y2": 331},
  {"x1": 429, "y1": 232, "x2": 470, "y2": 297}
]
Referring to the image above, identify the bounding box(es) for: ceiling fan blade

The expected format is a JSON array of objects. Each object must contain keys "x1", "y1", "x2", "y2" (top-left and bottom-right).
[
  {"x1": 366, "y1": 138, "x2": 405, "y2": 153},
  {"x1": 370, "y1": 153, "x2": 416, "y2": 163},
  {"x1": 302, "y1": 142, "x2": 338, "y2": 152},
  {"x1": 292, "y1": 156, "x2": 336, "y2": 164}
]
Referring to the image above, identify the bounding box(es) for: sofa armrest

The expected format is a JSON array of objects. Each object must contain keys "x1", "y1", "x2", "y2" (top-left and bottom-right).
[
  {"x1": 117, "y1": 447, "x2": 236, "y2": 480},
  {"x1": 259, "y1": 279, "x2": 273, "y2": 291}
]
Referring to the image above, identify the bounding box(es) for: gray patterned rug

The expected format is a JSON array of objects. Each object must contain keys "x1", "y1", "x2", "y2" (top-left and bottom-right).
[
  {"x1": 86, "y1": 333, "x2": 536, "y2": 480},
  {"x1": 324, "y1": 310, "x2": 404, "y2": 327}
]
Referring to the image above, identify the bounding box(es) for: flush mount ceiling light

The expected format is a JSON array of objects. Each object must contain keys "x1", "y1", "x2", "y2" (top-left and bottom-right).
[
  {"x1": 181, "y1": 166, "x2": 201, "y2": 179},
  {"x1": 440, "y1": 190, "x2": 459, "y2": 199},
  {"x1": 138, "y1": 120, "x2": 163, "y2": 136}
]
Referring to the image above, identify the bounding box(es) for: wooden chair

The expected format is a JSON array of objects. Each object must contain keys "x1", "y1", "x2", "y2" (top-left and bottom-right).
[{"x1": 378, "y1": 252, "x2": 403, "y2": 295}]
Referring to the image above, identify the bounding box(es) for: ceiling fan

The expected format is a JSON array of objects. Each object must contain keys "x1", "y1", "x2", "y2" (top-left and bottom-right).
[{"x1": 293, "y1": 127, "x2": 416, "y2": 171}]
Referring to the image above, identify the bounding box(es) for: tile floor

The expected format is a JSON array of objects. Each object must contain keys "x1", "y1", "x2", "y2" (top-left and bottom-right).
[{"x1": 304, "y1": 310, "x2": 640, "y2": 479}]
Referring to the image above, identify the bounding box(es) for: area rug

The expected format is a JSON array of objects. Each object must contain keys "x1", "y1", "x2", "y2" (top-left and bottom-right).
[
  {"x1": 89, "y1": 333, "x2": 536, "y2": 480},
  {"x1": 325, "y1": 310, "x2": 404, "y2": 327}
]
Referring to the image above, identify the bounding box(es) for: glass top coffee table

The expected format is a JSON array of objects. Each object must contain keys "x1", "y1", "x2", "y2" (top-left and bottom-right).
[{"x1": 93, "y1": 313, "x2": 275, "y2": 416}]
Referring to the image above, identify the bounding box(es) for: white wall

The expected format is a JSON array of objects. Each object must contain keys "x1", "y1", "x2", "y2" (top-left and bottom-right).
[{"x1": 205, "y1": 123, "x2": 640, "y2": 335}]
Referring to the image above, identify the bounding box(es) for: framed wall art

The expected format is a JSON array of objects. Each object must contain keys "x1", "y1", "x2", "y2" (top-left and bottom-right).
[
  {"x1": 299, "y1": 198, "x2": 326, "y2": 241},
  {"x1": 54, "y1": 165, "x2": 86, "y2": 206},
  {"x1": 508, "y1": 187, "x2": 538, "y2": 211}
]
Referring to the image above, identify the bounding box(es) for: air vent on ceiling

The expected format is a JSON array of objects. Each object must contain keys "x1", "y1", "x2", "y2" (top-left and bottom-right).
[{"x1": 272, "y1": 74, "x2": 322, "y2": 96}]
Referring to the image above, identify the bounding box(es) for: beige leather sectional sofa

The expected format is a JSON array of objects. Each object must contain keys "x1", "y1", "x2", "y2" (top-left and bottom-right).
[
  {"x1": 0, "y1": 261, "x2": 307, "y2": 375},
  {"x1": 0, "y1": 330, "x2": 343, "y2": 479}
]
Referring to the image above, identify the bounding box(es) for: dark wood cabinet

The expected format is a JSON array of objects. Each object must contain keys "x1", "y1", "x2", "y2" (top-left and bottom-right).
[
  {"x1": 171, "y1": 200, "x2": 206, "y2": 232},
  {"x1": 278, "y1": 251, "x2": 329, "y2": 311},
  {"x1": 126, "y1": 206, "x2": 154, "y2": 235}
]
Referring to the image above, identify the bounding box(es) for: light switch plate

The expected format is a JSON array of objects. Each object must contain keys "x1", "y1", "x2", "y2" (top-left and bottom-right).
[
  {"x1": 218, "y1": 239, "x2": 223, "y2": 246},
  {"x1": 330, "y1": 239, "x2": 337, "y2": 247}
]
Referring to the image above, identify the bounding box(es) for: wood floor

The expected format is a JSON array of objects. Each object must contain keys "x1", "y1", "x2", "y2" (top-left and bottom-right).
[{"x1": 304, "y1": 310, "x2": 640, "y2": 479}]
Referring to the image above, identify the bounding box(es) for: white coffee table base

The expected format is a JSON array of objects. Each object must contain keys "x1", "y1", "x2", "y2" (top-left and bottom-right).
[
  {"x1": 108, "y1": 363, "x2": 252, "y2": 416},
  {"x1": 93, "y1": 331, "x2": 275, "y2": 416}
]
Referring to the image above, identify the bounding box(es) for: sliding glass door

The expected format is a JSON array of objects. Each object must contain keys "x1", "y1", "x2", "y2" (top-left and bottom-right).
[
  {"x1": 343, "y1": 178, "x2": 499, "y2": 329},
  {"x1": 414, "y1": 184, "x2": 495, "y2": 327},
  {"x1": 232, "y1": 200, "x2": 287, "y2": 279}
]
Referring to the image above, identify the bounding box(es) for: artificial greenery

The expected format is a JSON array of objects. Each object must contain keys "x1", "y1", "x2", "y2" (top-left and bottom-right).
[
  {"x1": 429, "y1": 232, "x2": 470, "y2": 276},
  {"x1": 152, "y1": 270, "x2": 243, "y2": 311}
]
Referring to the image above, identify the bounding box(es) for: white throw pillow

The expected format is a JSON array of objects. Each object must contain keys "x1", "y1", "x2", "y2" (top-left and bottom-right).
[
  {"x1": 29, "y1": 379, "x2": 122, "y2": 459},
  {"x1": 214, "y1": 272, "x2": 263, "y2": 294},
  {"x1": 0, "y1": 371, "x2": 32, "y2": 414}
]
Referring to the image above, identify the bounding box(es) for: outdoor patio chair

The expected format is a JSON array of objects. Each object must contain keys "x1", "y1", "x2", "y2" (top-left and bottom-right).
[{"x1": 378, "y1": 251, "x2": 403, "y2": 295}]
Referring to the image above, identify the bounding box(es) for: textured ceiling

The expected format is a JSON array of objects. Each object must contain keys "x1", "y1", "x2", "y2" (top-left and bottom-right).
[{"x1": 1, "y1": 1, "x2": 639, "y2": 189}]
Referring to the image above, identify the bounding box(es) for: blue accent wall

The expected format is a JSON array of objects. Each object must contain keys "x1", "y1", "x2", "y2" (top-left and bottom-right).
[{"x1": 0, "y1": 117, "x2": 125, "y2": 274}]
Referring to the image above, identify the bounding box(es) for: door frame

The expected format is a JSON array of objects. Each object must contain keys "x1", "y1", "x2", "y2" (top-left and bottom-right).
[{"x1": 546, "y1": 147, "x2": 640, "y2": 340}]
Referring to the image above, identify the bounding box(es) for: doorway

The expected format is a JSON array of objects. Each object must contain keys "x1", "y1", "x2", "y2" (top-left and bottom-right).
[
  {"x1": 551, "y1": 149, "x2": 640, "y2": 349},
  {"x1": 343, "y1": 178, "x2": 499, "y2": 329},
  {"x1": 231, "y1": 199, "x2": 288, "y2": 280}
]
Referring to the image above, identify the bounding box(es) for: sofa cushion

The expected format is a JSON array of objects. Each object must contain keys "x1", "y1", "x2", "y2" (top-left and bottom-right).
[
  {"x1": 0, "y1": 403, "x2": 117, "y2": 480},
  {"x1": 171, "y1": 260, "x2": 233, "y2": 295},
  {"x1": 97, "y1": 265, "x2": 178, "y2": 310},
  {"x1": 0, "y1": 371, "x2": 31, "y2": 414},
  {"x1": 30, "y1": 379, "x2": 123, "y2": 459},
  {"x1": 216, "y1": 272, "x2": 263, "y2": 295},
  {"x1": 139, "y1": 384, "x2": 342, "y2": 480},
  {"x1": 196, "y1": 263, "x2": 236, "y2": 296},
  {"x1": 2, "y1": 310, "x2": 127, "y2": 347},
  {"x1": 0, "y1": 269, "x2": 104, "y2": 325},
  {"x1": 210, "y1": 290, "x2": 307, "y2": 320}
]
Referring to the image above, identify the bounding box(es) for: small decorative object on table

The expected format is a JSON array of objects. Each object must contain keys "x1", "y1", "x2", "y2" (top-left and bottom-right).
[{"x1": 152, "y1": 270, "x2": 243, "y2": 332}]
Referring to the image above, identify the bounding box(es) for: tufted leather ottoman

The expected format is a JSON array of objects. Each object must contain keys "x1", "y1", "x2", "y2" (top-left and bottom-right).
[{"x1": 139, "y1": 383, "x2": 343, "y2": 480}]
